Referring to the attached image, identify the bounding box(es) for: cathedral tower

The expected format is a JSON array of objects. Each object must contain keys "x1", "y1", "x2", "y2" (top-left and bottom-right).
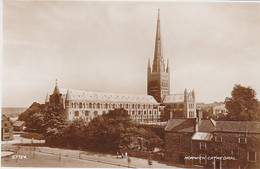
[{"x1": 147, "y1": 9, "x2": 170, "y2": 103}]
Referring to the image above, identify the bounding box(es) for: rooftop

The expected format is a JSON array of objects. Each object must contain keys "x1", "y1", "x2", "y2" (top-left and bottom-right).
[{"x1": 58, "y1": 88, "x2": 159, "y2": 104}]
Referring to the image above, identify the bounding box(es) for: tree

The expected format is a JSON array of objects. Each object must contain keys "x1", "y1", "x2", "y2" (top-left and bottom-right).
[
  {"x1": 18, "y1": 102, "x2": 45, "y2": 132},
  {"x1": 225, "y1": 84, "x2": 260, "y2": 121},
  {"x1": 85, "y1": 109, "x2": 163, "y2": 152},
  {"x1": 18, "y1": 102, "x2": 68, "y2": 134}
]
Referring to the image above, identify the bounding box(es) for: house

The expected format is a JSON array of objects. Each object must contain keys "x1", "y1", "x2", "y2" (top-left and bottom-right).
[
  {"x1": 165, "y1": 117, "x2": 260, "y2": 169},
  {"x1": 1, "y1": 115, "x2": 14, "y2": 141},
  {"x1": 13, "y1": 121, "x2": 26, "y2": 131}
]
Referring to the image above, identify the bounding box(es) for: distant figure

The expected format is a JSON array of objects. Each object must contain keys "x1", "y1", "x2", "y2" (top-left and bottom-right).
[
  {"x1": 125, "y1": 152, "x2": 128, "y2": 158},
  {"x1": 117, "y1": 152, "x2": 119, "y2": 159},
  {"x1": 121, "y1": 153, "x2": 124, "y2": 158}
]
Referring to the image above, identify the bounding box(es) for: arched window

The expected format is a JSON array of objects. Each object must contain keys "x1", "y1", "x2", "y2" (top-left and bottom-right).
[
  {"x1": 74, "y1": 111, "x2": 79, "y2": 117},
  {"x1": 120, "y1": 104, "x2": 122, "y2": 108},
  {"x1": 132, "y1": 104, "x2": 135, "y2": 109},
  {"x1": 97, "y1": 103, "x2": 100, "y2": 109},
  {"x1": 112, "y1": 104, "x2": 115, "y2": 109},
  {"x1": 149, "y1": 110, "x2": 152, "y2": 115},
  {"x1": 138, "y1": 111, "x2": 141, "y2": 115},
  {"x1": 79, "y1": 102, "x2": 82, "y2": 109},
  {"x1": 89, "y1": 103, "x2": 92, "y2": 109},
  {"x1": 105, "y1": 103, "x2": 108, "y2": 109},
  {"x1": 132, "y1": 111, "x2": 135, "y2": 115},
  {"x1": 94, "y1": 111, "x2": 98, "y2": 116},
  {"x1": 143, "y1": 105, "x2": 145, "y2": 109},
  {"x1": 126, "y1": 104, "x2": 129, "y2": 109},
  {"x1": 85, "y1": 111, "x2": 89, "y2": 116},
  {"x1": 144, "y1": 111, "x2": 147, "y2": 115},
  {"x1": 138, "y1": 104, "x2": 141, "y2": 109}
]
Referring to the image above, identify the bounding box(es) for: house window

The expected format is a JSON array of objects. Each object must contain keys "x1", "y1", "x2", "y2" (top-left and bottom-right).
[
  {"x1": 248, "y1": 151, "x2": 256, "y2": 162},
  {"x1": 199, "y1": 154, "x2": 207, "y2": 164},
  {"x1": 200, "y1": 142, "x2": 206, "y2": 150},
  {"x1": 231, "y1": 149, "x2": 239, "y2": 156},
  {"x1": 74, "y1": 111, "x2": 79, "y2": 117},
  {"x1": 215, "y1": 136, "x2": 223, "y2": 142},
  {"x1": 239, "y1": 138, "x2": 247, "y2": 144}
]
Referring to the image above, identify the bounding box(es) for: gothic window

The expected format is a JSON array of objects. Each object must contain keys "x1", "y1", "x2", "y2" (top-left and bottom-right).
[
  {"x1": 105, "y1": 103, "x2": 108, "y2": 109},
  {"x1": 85, "y1": 111, "x2": 89, "y2": 116},
  {"x1": 138, "y1": 104, "x2": 141, "y2": 109},
  {"x1": 97, "y1": 103, "x2": 100, "y2": 109},
  {"x1": 126, "y1": 104, "x2": 129, "y2": 109},
  {"x1": 132, "y1": 111, "x2": 135, "y2": 115},
  {"x1": 74, "y1": 111, "x2": 79, "y2": 117},
  {"x1": 149, "y1": 110, "x2": 152, "y2": 115},
  {"x1": 112, "y1": 104, "x2": 115, "y2": 109},
  {"x1": 143, "y1": 105, "x2": 145, "y2": 109},
  {"x1": 120, "y1": 104, "x2": 122, "y2": 108},
  {"x1": 138, "y1": 111, "x2": 141, "y2": 115},
  {"x1": 94, "y1": 111, "x2": 98, "y2": 116},
  {"x1": 89, "y1": 103, "x2": 92, "y2": 109},
  {"x1": 132, "y1": 104, "x2": 135, "y2": 109},
  {"x1": 79, "y1": 102, "x2": 82, "y2": 109},
  {"x1": 144, "y1": 111, "x2": 147, "y2": 115}
]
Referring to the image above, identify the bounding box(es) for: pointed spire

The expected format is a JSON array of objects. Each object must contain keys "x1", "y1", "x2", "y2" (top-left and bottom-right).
[
  {"x1": 152, "y1": 8, "x2": 165, "y2": 73},
  {"x1": 53, "y1": 79, "x2": 60, "y2": 94},
  {"x1": 45, "y1": 92, "x2": 49, "y2": 103},
  {"x1": 65, "y1": 89, "x2": 71, "y2": 101}
]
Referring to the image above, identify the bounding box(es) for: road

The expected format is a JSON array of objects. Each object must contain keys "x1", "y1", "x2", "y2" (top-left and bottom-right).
[{"x1": 1, "y1": 135, "x2": 185, "y2": 168}]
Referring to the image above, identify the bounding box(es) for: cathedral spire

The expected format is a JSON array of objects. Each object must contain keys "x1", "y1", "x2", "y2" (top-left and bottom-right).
[{"x1": 152, "y1": 8, "x2": 164, "y2": 73}]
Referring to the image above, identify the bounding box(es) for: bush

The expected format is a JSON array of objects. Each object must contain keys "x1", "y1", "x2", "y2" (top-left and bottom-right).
[{"x1": 20, "y1": 132, "x2": 45, "y2": 140}]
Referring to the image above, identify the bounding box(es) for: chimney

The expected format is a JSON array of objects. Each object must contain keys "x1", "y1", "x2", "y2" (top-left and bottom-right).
[
  {"x1": 170, "y1": 111, "x2": 173, "y2": 120},
  {"x1": 195, "y1": 108, "x2": 202, "y2": 132}
]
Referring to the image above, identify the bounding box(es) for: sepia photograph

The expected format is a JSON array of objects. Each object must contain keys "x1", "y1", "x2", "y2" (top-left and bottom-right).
[{"x1": 1, "y1": 0, "x2": 260, "y2": 168}]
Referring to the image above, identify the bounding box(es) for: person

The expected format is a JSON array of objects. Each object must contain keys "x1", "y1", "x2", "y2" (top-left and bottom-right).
[
  {"x1": 125, "y1": 152, "x2": 128, "y2": 158},
  {"x1": 116, "y1": 152, "x2": 119, "y2": 159},
  {"x1": 121, "y1": 152, "x2": 124, "y2": 158}
]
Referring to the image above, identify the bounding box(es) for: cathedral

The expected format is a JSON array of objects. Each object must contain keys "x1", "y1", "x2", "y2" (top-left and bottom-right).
[{"x1": 46, "y1": 9, "x2": 196, "y2": 123}]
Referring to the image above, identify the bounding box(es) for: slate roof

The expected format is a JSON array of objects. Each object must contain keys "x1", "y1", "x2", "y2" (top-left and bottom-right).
[
  {"x1": 215, "y1": 121, "x2": 260, "y2": 133},
  {"x1": 165, "y1": 119, "x2": 216, "y2": 133},
  {"x1": 198, "y1": 119, "x2": 216, "y2": 133},
  {"x1": 163, "y1": 94, "x2": 184, "y2": 103},
  {"x1": 165, "y1": 119, "x2": 196, "y2": 132},
  {"x1": 13, "y1": 121, "x2": 26, "y2": 127},
  {"x1": 58, "y1": 88, "x2": 159, "y2": 104},
  {"x1": 192, "y1": 132, "x2": 213, "y2": 141}
]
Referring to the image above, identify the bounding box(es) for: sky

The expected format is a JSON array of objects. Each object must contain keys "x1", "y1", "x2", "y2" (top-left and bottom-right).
[{"x1": 2, "y1": 1, "x2": 260, "y2": 107}]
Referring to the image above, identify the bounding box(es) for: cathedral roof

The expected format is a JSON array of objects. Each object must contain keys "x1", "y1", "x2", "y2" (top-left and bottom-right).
[
  {"x1": 163, "y1": 94, "x2": 184, "y2": 103},
  {"x1": 59, "y1": 88, "x2": 159, "y2": 104}
]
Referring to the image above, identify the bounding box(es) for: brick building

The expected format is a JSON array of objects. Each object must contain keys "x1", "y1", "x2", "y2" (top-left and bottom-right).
[{"x1": 165, "y1": 117, "x2": 260, "y2": 169}]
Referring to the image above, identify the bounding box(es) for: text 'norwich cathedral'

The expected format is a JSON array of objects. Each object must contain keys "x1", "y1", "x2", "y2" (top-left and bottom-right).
[{"x1": 45, "y1": 9, "x2": 196, "y2": 123}]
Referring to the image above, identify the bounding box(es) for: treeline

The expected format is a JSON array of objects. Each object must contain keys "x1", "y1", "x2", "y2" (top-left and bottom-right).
[{"x1": 19, "y1": 105, "x2": 163, "y2": 153}]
